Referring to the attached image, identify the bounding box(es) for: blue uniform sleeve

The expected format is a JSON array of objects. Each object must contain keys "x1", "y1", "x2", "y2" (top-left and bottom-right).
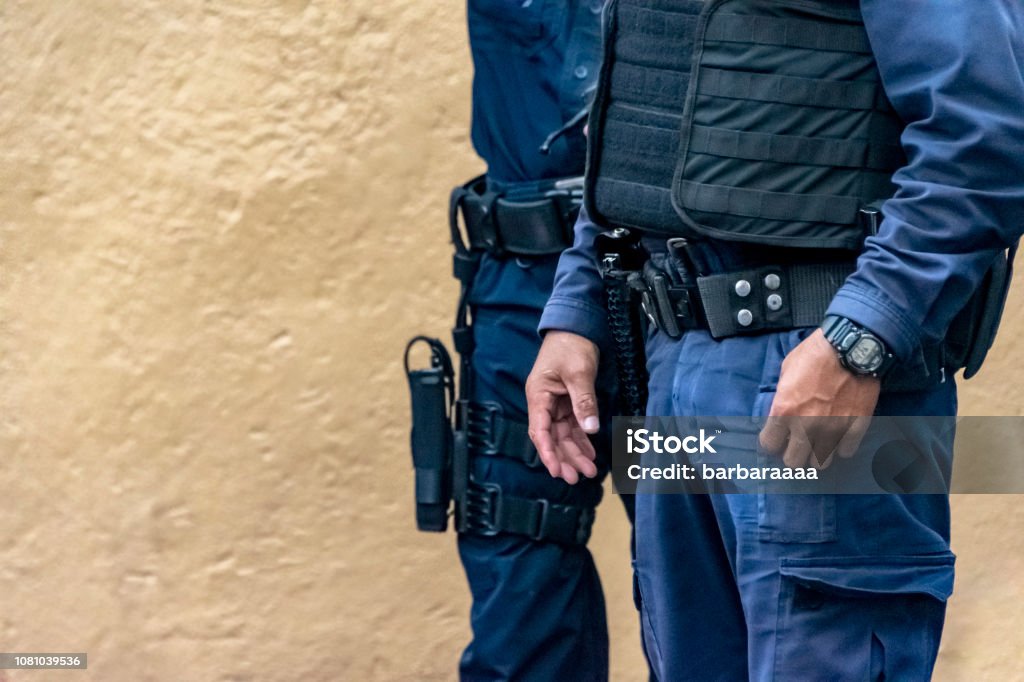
[
  {"x1": 538, "y1": 204, "x2": 611, "y2": 349},
  {"x1": 828, "y1": 1, "x2": 1024, "y2": 360}
]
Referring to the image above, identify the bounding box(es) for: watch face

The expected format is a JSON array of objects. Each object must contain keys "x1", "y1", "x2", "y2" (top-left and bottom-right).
[{"x1": 848, "y1": 336, "x2": 884, "y2": 372}]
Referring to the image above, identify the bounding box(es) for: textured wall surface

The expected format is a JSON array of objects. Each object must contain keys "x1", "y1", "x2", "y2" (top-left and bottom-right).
[{"x1": 0, "y1": 2, "x2": 1021, "y2": 680}]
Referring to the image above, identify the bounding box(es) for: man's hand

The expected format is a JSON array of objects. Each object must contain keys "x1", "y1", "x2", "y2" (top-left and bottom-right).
[
  {"x1": 759, "y1": 329, "x2": 881, "y2": 469},
  {"x1": 525, "y1": 331, "x2": 601, "y2": 484}
]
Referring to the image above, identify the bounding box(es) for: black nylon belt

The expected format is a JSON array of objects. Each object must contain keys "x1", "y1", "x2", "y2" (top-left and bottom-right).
[
  {"x1": 462, "y1": 481, "x2": 595, "y2": 546},
  {"x1": 638, "y1": 258, "x2": 856, "y2": 340},
  {"x1": 450, "y1": 175, "x2": 579, "y2": 257},
  {"x1": 466, "y1": 402, "x2": 541, "y2": 469},
  {"x1": 697, "y1": 262, "x2": 856, "y2": 338},
  {"x1": 635, "y1": 250, "x2": 947, "y2": 391}
]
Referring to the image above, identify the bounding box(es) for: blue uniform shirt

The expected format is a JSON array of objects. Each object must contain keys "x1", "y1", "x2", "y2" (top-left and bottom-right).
[
  {"x1": 541, "y1": 0, "x2": 1024, "y2": 362},
  {"x1": 465, "y1": 0, "x2": 602, "y2": 309}
]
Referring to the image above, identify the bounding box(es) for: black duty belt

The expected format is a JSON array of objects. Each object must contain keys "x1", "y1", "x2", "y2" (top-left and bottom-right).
[
  {"x1": 639, "y1": 258, "x2": 856, "y2": 340},
  {"x1": 449, "y1": 174, "x2": 582, "y2": 257},
  {"x1": 635, "y1": 246, "x2": 946, "y2": 391}
]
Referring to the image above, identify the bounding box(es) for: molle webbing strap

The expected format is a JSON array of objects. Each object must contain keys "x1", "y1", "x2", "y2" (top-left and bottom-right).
[
  {"x1": 688, "y1": 125, "x2": 903, "y2": 170},
  {"x1": 603, "y1": 117, "x2": 682, "y2": 160},
  {"x1": 703, "y1": 12, "x2": 872, "y2": 53},
  {"x1": 610, "y1": 63, "x2": 692, "y2": 111},
  {"x1": 696, "y1": 67, "x2": 882, "y2": 111},
  {"x1": 594, "y1": 177, "x2": 684, "y2": 235},
  {"x1": 700, "y1": 67, "x2": 884, "y2": 111},
  {"x1": 676, "y1": 180, "x2": 862, "y2": 225}
]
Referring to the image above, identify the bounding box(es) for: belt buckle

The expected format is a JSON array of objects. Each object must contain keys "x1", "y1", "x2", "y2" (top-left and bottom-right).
[
  {"x1": 463, "y1": 480, "x2": 501, "y2": 536},
  {"x1": 466, "y1": 402, "x2": 501, "y2": 455},
  {"x1": 576, "y1": 507, "x2": 595, "y2": 545}
]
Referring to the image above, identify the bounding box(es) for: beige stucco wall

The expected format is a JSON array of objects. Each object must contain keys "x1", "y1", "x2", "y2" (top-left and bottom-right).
[{"x1": 0, "y1": 2, "x2": 1021, "y2": 680}]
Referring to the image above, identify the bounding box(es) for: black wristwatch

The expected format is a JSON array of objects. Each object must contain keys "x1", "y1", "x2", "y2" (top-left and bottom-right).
[{"x1": 821, "y1": 315, "x2": 895, "y2": 378}]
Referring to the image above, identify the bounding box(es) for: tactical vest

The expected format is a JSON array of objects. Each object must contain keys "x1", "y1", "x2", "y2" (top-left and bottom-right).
[{"x1": 585, "y1": 0, "x2": 904, "y2": 250}]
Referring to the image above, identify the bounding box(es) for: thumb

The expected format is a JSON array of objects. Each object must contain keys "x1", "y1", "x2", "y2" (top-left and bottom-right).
[{"x1": 564, "y1": 366, "x2": 600, "y2": 434}]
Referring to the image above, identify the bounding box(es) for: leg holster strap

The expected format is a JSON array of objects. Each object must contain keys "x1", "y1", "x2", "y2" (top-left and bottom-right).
[
  {"x1": 461, "y1": 480, "x2": 595, "y2": 546},
  {"x1": 466, "y1": 401, "x2": 541, "y2": 469}
]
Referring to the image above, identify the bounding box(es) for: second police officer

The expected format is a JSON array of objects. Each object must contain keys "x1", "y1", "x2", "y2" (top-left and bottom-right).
[{"x1": 442, "y1": 1, "x2": 645, "y2": 680}]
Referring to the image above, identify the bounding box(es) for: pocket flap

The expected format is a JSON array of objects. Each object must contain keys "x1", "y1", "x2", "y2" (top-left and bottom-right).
[{"x1": 779, "y1": 553, "x2": 955, "y2": 602}]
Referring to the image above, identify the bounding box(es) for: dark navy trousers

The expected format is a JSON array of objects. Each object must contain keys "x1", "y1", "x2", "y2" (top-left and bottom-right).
[
  {"x1": 636, "y1": 327, "x2": 955, "y2": 681},
  {"x1": 457, "y1": 254, "x2": 629, "y2": 682}
]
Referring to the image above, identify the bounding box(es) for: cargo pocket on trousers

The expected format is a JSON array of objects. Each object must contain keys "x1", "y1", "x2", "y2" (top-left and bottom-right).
[
  {"x1": 773, "y1": 554, "x2": 954, "y2": 681},
  {"x1": 754, "y1": 329, "x2": 838, "y2": 543}
]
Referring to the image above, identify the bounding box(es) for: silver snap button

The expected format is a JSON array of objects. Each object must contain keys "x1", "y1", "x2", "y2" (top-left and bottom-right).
[
  {"x1": 590, "y1": 0, "x2": 603, "y2": 13},
  {"x1": 737, "y1": 309, "x2": 753, "y2": 327},
  {"x1": 734, "y1": 279, "x2": 751, "y2": 297},
  {"x1": 574, "y1": 65, "x2": 589, "y2": 80},
  {"x1": 764, "y1": 273, "x2": 781, "y2": 290},
  {"x1": 766, "y1": 294, "x2": 783, "y2": 311}
]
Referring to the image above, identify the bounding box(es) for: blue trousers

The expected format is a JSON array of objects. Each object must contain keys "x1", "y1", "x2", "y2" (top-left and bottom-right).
[
  {"x1": 637, "y1": 327, "x2": 955, "y2": 681},
  {"x1": 458, "y1": 256, "x2": 633, "y2": 681}
]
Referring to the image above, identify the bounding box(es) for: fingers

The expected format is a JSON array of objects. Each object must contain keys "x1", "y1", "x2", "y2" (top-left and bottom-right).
[
  {"x1": 760, "y1": 415, "x2": 813, "y2": 469},
  {"x1": 836, "y1": 415, "x2": 872, "y2": 458},
  {"x1": 805, "y1": 418, "x2": 847, "y2": 469},
  {"x1": 554, "y1": 419, "x2": 599, "y2": 479},
  {"x1": 525, "y1": 331, "x2": 602, "y2": 481},
  {"x1": 569, "y1": 422, "x2": 598, "y2": 462},
  {"x1": 781, "y1": 425, "x2": 813, "y2": 469},
  {"x1": 759, "y1": 416, "x2": 790, "y2": 456},
  {"x1": 527, "y1": 393, "x2": 562, "y2": 479},
  {"x1": 527, "y1": 391, "x2": 599, "y2": 482}
]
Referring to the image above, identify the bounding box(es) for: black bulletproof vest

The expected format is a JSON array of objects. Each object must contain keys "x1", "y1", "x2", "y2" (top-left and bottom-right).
[{"x1": 585, "y1": 0, "x2": 905, "y2": 250}]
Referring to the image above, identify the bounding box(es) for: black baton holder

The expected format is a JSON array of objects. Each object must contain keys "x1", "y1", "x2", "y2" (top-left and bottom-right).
[{"x1": 404, "y1": 336, "x2": 456, "y2": 532}]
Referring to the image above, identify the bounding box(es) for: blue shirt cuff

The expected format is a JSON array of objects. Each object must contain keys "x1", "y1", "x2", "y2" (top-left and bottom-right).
[
  {"x1": 826, "y1": 282, "x2": 921, "y2": 361},
  {"x1": 538, "y1": 296, "x2": 610, "y2": 349}
]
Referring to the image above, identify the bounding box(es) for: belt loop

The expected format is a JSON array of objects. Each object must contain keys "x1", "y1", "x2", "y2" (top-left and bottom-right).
[{"x1": 528, "y1": 499, "x2": 551, "y2": 541}]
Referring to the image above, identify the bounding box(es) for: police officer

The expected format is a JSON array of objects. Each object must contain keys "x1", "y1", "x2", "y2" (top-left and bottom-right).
[
  {"x1": 440, "y1": 1, "x2": 643, "y2": 680},
  {"x1": 526, "y1": 0, "x2": 1024, "y2": 679}
]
